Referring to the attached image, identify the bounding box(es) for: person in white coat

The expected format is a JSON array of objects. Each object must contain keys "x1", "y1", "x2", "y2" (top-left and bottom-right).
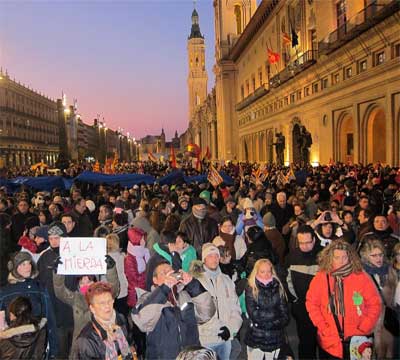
[{"x1": 191, "y1": 243, "x2": 243, "y2": 360}]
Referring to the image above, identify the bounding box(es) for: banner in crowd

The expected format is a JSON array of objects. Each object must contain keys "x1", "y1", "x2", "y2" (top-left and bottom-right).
[{"x1": 58, "y1": 237, "x2": 106, "y2": 275}]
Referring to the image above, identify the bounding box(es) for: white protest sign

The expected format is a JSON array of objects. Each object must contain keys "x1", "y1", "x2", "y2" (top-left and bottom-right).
[{"x1": 58, "y1": 237, "x2": 107, "y2": 275}]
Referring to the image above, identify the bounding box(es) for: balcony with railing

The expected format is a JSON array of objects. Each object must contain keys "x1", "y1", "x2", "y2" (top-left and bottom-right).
[
  {"x1": 319, "y1": 0, "x2": 400, "y2": 55},
  {"x1": 236, "y1": 85, "x2": 270, "y2": 111},
  {"x1": 269, "y1": 50, "x2": 318, "y2": 89}
]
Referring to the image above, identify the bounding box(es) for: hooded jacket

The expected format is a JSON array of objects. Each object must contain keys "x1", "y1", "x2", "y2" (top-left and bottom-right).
[
  {"x1": 306, "y1": 270, "x2": 381, "y2": 358},
  {"x1": 131, "y1": 279, "x2": 215, "y2": 360},
  {"x1": 190, "y1": 261, "x2": 243, "y2": 345},
  {"x1": 0, "y1": 318, "x2": 47, "y2": 360},
  {"x1": 0, "y1": 274, "x2": 57, "y2": 357}
]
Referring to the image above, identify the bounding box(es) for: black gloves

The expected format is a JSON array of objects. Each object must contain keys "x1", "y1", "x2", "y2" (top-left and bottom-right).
[
  {"x1": 53, "y1": 256, "x2": 63, "y2": 273},
  {"x1": 218, "y1": 326, "x2": 230, "y2": 341},
  {"x1": 105, "y1": 255, "x2": 116, "y2": 270}
]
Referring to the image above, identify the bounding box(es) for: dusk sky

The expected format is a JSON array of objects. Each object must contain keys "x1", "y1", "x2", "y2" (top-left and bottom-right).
[{"x1": 0, "y1": 0, "x2": 215, "y2": 140}]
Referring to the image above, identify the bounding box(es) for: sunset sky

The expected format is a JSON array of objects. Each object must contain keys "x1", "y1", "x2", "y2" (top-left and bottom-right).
[{"x1": 0, "y1": 0, "x2": 215, "y2": 140}]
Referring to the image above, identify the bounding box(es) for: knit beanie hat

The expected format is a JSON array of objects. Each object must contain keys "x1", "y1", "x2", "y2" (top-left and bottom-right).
[
  {"x1": 263, "y1": 212, "x2": 276, "y2": 228},
  {"x1": 48, "y1": 221, "x2": 67, "y2": 237},
  {"x1": 178, "y1": 196, "x2": 188, "y2": 205},
  {"x1": 35, "y1": 226, "x2": 49, "y2": 242},
  {"x1": 202, "y1": 243, "x2": 220, "y2": 262}
]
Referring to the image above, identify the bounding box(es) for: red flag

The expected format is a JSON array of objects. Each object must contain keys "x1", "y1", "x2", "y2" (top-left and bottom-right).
[
  {"x1": 267, "y1": 48, "x2": 280, "y2": 64},
  {"x1": 170, "y1": 145, "x2": 177, "y2": 168}
]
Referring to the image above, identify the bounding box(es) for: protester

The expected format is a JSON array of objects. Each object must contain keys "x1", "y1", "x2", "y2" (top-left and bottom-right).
[
  {"x1": 245, "y1": 259, "x2": 291, "y2": 360},
  {"x1": 0, "y1": 296, "x2": 48, "y2": 359},
  {"x1": 285, "y1": 225, "x2": 321, "y2": 359},
  {"x1": 191, "y1": 243, "x2": 242, "y2": 359},
  {"x1": 360, "y1": 239, "x2": 395, "y2": 359},
  {"x1": 0, "y1": 251, "x2": 57, "y2": 358},
  {"x1": 306, "y1": 239, "x2": 382, "y2": 359},
  {"x1": 74, "y1": 282, "x2": 135, "y2": 359},
  {"x1": 131, "y1": 262, "x2": 215, "y2": 359}
]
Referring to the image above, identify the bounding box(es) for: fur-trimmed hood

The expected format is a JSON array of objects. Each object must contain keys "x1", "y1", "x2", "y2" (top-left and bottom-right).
[
  {"x1": 188, "y1": 260, "x2": 206, "y2": 279},
  {"x1": 0, "y1": 318, "x2": 46, "y2": 340}
]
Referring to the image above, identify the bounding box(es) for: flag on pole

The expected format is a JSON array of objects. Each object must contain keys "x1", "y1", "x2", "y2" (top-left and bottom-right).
[
  {"x1": 203, "y1": 146, "x2": 211, "y2": 161},
  {"x1": 170, "y1": 145, "x2": 177, "y2": 168},
  {"x1": 208, "y1": 163, "x2": 223, "y2": 188},
  {"x1": 267, "y1": 48, "x2": 280, "y2": 64}
]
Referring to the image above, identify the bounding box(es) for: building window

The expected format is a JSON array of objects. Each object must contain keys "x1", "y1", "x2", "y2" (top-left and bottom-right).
[
  {"x1": 290, "y1": 93, "x2": 296, "y2": 103},
  {"x1": 344, "y1": 66, "x2": 352, "y2": 79},
  {"x1": 332, "y1": 72, "x2": 340, "y2": 85},
  {"x1": 234, "y1": 5, "x2": 242, "y2": 35},
  {"x1": 394, "y1": 43, "x2": 400, "y2": 58},
  {"x1": 284, "y1": 97, "x2": 289, "y2": 106},
  {"x1": 374, "y1": 51, "x2": 385, "y2": 66},
  {"x1": 297, "y1": 90, "x2": 302, "y2": 100},
  {"x1": 246, "y1": 80, "x2": 250, "y2": 96},
  {"x1": 304, "y1": 86, "x2": 310, "y2": 97},
  {"x1": 258, "y1": 68, "x2": 263, "y2": 86},
  {"x1": 241, "y1": 85, "x2": 244, "y2": 100},
  {"x1": 312, "y1": 82, "x2": 319, "y2": 94},
  {"x1": 336, "y1": 0, "x2": 347, "y2": 39},
  {"x1": 358, "y1": 59, "x2": 367, "y2": 73},
  {"x1": 252, "y1": 75, "x2": 256, "y2": 92},
  {"x1": 321, "y1": 78, "x2": 328, "y2": 90}
]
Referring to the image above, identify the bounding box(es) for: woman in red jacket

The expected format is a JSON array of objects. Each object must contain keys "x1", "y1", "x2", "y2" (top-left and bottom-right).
[
  {"x1": 306, "y1": 239, "x2": 381, "y2": 359},
  {"x1": 125, "y1": 227, "x2": 150, "y2": 307}
]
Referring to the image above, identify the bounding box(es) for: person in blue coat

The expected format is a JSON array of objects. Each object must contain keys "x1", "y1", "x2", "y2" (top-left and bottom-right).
[{"x1": 0, "y1": 251, "x2": 57, "y2": 358}]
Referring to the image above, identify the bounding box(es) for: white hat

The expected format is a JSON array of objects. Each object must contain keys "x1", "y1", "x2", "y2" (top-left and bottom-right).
[
  {"x1": 242, "y1": 197, "x2": 254, "y2": 210},
  {"x1": 202, "y1": 243, "x2": 220, "y2": 262}
]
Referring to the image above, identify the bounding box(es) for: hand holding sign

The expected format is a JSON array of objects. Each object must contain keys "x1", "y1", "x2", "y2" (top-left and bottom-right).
[{"x1": 58, "y1": 237, "x2": 107, "y2": 275}]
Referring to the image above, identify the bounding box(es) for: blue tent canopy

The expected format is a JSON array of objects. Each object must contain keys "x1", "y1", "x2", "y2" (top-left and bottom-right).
[
  {"x1": 75, "y1": 171, "x2": 155, "y2": 186},
  {"x1": 156, "y1": 170, "x2": 185, "y2": 186}
]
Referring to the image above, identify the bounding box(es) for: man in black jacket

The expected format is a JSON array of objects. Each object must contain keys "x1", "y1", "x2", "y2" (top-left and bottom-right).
[
  {"x1": 179, "y1": 198, "x2": 218, "y2": 256},
  {"x1": 37, "y1": 221, "x2": 75, "y2": 359},
  {"x1": 132, "y1": 262, "x2": 215, "y2": 359},
  {"x1": 285, "y1": 225, "x2": 321, "y2": 360},
  {"x1": 70, "y1": 197, "x2": 93, "y2": 237}
]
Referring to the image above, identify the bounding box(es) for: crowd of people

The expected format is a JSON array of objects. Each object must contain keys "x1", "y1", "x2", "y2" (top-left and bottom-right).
[{"x1": 0, "y1": 160, "x2": 399, "y2": 360}]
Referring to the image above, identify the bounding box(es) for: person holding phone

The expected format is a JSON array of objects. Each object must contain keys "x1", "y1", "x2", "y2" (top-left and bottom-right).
[{"x1": 131, "y1": 262, "x2": 215, "y2": 360}]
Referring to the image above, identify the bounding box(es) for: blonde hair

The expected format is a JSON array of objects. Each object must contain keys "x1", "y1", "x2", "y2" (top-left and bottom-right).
[
  {"x1": 360, "y1": 238, "x2": 386, "y2": 263},
  {"x1": 247, "y1": 258, "x2": 286, "y2": 300},
  {"x1": 106, "y1": 233, "x2": 120, "y2": 253},
  {"x1": 318, "y1": 238, "x2": 363, "y2": 273}
]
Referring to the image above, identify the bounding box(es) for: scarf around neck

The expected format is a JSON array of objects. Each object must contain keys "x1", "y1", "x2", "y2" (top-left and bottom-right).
[
  {"x1": 329, "y1": 262, "x2": 353, "y2": 317},
  {"x1": 219, "y1": 231, "x2": 236, "y2": 260},
  {"x1": 93, "y1": 311, "x2": 132, "y2": 360},
  {"x1": 127, "y1": 242, "x2": 150, "y2": 273}
]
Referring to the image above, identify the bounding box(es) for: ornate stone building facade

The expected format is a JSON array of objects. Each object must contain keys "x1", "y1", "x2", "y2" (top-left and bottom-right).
[
  {"x1": 0, "y1": 71, "x2": 59, "y2": 167},
  {"x1": 213, "y1": 0, "x2": 400, "y2": 165}
]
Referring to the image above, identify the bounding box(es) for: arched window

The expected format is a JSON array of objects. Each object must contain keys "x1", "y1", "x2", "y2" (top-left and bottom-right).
[{"x1": 234, "y1": 5, "x2": 242, "y2": 35}]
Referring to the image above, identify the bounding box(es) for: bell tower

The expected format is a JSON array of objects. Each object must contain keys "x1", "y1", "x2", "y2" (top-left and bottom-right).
[{"x1": 187, "y1": 7, "x2": 208, "y2": 125}]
